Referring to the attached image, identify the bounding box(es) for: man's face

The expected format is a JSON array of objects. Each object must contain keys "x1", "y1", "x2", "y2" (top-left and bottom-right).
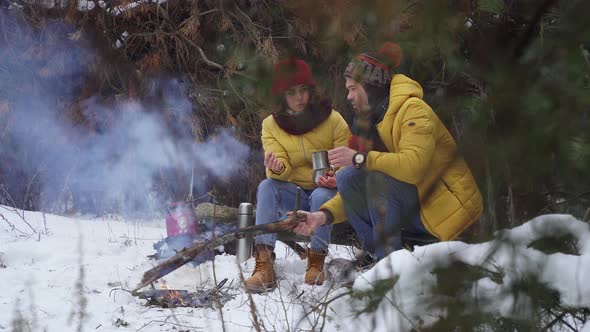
[{"x1": 345, "y1": 77, "x2": 368, "y2": 113}]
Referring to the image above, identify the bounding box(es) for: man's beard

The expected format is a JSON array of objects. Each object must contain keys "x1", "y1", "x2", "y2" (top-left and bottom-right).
[{"x1": 351, "y1": 102, "x2": 371, "y2": 114}]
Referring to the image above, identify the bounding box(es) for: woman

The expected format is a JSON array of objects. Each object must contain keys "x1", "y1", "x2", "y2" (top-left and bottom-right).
[{"x1": 245, "y1": 58, "x2": 350, "y2": 292}]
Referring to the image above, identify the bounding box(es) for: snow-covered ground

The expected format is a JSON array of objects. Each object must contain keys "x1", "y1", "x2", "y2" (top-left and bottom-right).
[{"x1": 1, "y1": 205, "x2": 589, "y2": 331}]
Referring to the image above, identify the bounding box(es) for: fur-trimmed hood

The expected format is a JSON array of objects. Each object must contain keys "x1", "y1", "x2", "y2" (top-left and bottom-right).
[{"x1": 272, "y1": 98, "x2": 333, "y2": 135}]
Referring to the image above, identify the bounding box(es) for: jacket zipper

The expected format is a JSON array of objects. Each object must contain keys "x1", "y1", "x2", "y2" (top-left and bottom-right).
[{"x1": 300, "y1": 137, "x2": 308, "y2": 161}]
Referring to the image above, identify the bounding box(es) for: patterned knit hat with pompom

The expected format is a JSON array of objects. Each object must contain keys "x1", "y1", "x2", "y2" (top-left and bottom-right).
[{"x1": 344, "y1": 42, "x2": 402, "y2": 87}]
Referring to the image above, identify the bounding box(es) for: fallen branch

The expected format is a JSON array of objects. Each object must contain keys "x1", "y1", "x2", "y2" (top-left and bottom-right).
[
  {"x1": 194, "y1": 202, "x2": 239, "y2": 222},
  {"x1": 132, "y1": 212, "x2": 306, "y2": 293}
]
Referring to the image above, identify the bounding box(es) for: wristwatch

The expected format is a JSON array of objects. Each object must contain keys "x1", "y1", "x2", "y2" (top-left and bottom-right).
[{"x1": 352, "y1": 152, "x2": 367, "y2": 169}]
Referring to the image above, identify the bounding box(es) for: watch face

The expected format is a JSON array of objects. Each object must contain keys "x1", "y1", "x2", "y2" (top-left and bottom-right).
[{"x1": 354, "y1": 153, "x2": 364, "y2": 164}]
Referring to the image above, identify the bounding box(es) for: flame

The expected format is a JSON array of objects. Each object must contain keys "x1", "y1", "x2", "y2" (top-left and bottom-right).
[
  {"x1": 157, "y1": 281, "x2": 187, "y2": 307},
  {"x1": 164, "y1": 290, "x2": 186, "y2": 306}
]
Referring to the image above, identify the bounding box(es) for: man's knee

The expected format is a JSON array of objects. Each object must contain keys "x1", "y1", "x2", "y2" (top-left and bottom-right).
[
  {"x1": 336, "y1": 166, "x2": 360, "y2": 191},
  {"x1": 367, "y1": 172, "x2": 417, "y2": 196}
]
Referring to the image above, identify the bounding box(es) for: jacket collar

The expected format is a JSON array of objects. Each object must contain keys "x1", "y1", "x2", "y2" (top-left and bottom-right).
[{"x1": 273, "y1": 98, "x2": 332, "y2": 135}]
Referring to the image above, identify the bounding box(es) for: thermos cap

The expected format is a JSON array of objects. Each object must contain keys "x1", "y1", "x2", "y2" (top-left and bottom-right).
[{"x1": 239, "y1": 202, "x2": 253, "y2": 215}]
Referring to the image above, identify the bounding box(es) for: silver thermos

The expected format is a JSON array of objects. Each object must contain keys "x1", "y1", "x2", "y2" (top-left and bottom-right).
[{"x1": 237, "y1": 202, "x2": 254, "y2": 264}]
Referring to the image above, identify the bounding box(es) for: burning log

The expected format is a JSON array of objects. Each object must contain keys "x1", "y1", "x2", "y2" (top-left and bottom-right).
[
  {"x1": 135, "y1": 278, "x2": 234, "y2": 308},
  {"x1": 132, "y1": 212, "x2": 306, "y2": 293}
]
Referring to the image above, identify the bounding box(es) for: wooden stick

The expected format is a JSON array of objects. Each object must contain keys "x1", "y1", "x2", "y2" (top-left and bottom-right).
[
  {"x1": 193, "y1": 202, "x2": 308, "y2": 257},
  {"x1": 132, "y1": 213, "x2": 306, "y2": 293}
]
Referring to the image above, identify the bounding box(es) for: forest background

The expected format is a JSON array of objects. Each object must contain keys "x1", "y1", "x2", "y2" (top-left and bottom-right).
[
  {"x1": 1, "y1": 0, "x2": 590, "y2": 331},
  {"x1": 1, "y1": 0, "x2": 589, "y2": 233}
]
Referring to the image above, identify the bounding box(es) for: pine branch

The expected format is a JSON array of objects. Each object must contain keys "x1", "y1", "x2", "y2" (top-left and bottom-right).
[{"x1": 513, "y1": 0, "x2": 559, "y2": 59}]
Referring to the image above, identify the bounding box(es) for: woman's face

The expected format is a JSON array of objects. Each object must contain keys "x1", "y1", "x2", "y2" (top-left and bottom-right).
[{"x1": 284, "y1": 84, "x2": 310, "y2": 112}]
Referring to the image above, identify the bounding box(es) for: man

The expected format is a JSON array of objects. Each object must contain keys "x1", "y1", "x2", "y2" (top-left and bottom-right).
[{"x1": 293, "y1": 42, "x2": 483, "y2": 260}]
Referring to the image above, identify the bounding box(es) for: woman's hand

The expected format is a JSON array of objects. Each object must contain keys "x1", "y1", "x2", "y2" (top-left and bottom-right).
[
  {"x1": 264, "y1": 152, "x2": 284, "y2": 173},
  {"x1": 316, "y1": 173, "x2": 336, "y2": 189}
]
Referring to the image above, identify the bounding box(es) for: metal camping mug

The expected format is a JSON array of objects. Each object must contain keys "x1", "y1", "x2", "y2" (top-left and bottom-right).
[{"x1": 311, "y1": 150, "x2": 332, "y2": 184}]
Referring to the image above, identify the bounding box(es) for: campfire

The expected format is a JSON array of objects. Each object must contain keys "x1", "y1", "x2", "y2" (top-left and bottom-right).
[{"x1": 134, "y1": 278, "x2": 234, "y2": 308}]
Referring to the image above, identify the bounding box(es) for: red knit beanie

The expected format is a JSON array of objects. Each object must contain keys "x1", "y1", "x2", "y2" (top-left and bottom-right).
[
  {"x1": 344, "y1": 42, "x2": 402, "y2": 87},
  {"x1": 271, "y1": 58, "x2": 317, "y2": 96}
]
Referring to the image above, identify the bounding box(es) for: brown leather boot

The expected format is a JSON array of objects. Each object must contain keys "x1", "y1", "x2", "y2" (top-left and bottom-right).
[
  {"x1": 245, "y1": 244, "x2": 276, "y2": 292},
  {"x1": 304, "y1": 249, "x2": 327, "y2": 285}
]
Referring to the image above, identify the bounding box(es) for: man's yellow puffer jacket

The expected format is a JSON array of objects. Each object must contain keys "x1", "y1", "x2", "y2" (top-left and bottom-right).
[
  {"x1": 321, "y1": 74, "x2": 483, "y2": 241},
  {"x1": 262, "y1": 110, "x2": 351, "y2": 190}
]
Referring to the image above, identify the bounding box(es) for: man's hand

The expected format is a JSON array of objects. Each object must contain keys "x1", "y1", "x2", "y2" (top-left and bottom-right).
[
  {"x1": 264, "y1": 152, "x2": 284, "y2": 173},
  {"x1": 328, "y1": 146, "x2": 357, "y2": 168},
  {"x1": 292, "y1": 211, "x2": 327, "y2": 236}
]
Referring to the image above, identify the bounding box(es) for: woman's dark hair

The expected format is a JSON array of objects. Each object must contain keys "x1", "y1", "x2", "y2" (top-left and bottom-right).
[{"x1": 269, "y1": 84, "x2": 327, "y2": 114}]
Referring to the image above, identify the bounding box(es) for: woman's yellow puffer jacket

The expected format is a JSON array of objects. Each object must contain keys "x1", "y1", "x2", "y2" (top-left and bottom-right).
[
  {"x1": 321, "y1": 74, "x2": 483, "y2": 241},
  {"x1": 262, "y1": 110, "x2": 351, "y2": 190}
]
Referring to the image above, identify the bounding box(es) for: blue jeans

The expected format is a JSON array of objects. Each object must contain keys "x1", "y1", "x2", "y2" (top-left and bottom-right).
[
  {"x1": 336, "y1": 167, "x2": 430, "y2": 259},
  {"x1": 255, "y1": 179, "x2": 335, "y2": 251}
]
